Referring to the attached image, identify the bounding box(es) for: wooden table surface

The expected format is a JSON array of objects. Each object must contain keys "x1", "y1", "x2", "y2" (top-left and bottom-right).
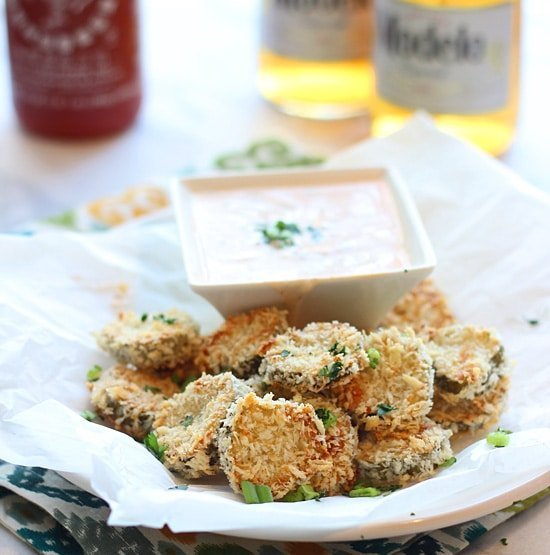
[{"x1": 0, "y1": 1, "x2": 548, "y2": 553}]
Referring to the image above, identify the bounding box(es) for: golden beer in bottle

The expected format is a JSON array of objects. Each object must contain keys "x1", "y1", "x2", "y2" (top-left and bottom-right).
[
  {"x1": 258, "y1": 0, "x2": 374, "y2": 119},
  {"x1": 371, "y1": 0, "x2": 520, "y2": 154}
]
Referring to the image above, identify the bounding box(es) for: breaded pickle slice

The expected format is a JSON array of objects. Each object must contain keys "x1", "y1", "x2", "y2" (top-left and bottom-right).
[
  {"x1": 329, "y1": 327, "x2": 434, "y2": 430},
  {"x1": 356, "y1": 419, "x2": 453, "y2": 488},
  {"x1": 153, "y1": 373, "x2": 251, "y2": 479},
  {"x1": 381, "y1": 278, "x2": 456, "y2": 332},
  {"x1": 259, "y1": 321, "x2": 368, "y2": 393},
  {"x1": 217, "y1": 393, "x2": 332, "y2": 500},
  {"x1": 430, "y1": 374, "x2": 510, "y2": 433},
  {"x1": 194, "y1": 307, "x2": 288, "y2": 378},
  {"x1": 96, "y1": 309, "x2": 200, "y2": 371},
  {"x1": 425, "y1": 324, "x2": 509, "y2": 402},
  {"x1": 292, "y1": 395, "x2": 358, "y2": 496},
  {"x1": 89, "y1": 364, "x2": 180, "y2": 440}
]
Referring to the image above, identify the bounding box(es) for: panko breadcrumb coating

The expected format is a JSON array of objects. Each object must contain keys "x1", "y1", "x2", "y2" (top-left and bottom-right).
[
  {"x1": 328, "y1": 327, "x2": 434, "y2": 430},
  {"x1": 217, "y1": 393, "x2": 332, "y2": 500},
  {"x1": 96, "y1": 309, "x2": 200, "y2": 372},
  {"x1": 153, "y1": 373, "x2": 251, "y2": 479},
  {"x1": 381, "y1": 279, "x2": 456, "y2": 332},
  {"x1": 430, "y1": 374, "x2": 510, "y2": 433},
  {"x1": 194, "y1": 307, "x2": 289, "y2": 378},
  {"x1": 259, "y1": 321, "x2": 368, "y2": 393},
  {"x1": 89, "y1": 364, "x2": 180, "y2": 440},
  {"x1": 356, "y1": 419, "x2": 453, "y2": 488},
  {"x1": 292, "y1": 395, "x2": 358, "y2": 496},
  {"x1": 425, "y1": 324, "x2": 509, "y2": 402}
]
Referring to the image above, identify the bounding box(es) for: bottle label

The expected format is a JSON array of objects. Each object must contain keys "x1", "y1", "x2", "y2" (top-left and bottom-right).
[
  {"x1": 262, "y1": 0, "x2": 373, "y2": 61},
  {"x1": 6, "y1": 0, "x2": 140, "y2": 110},
  {"x1": 374, "y1": 0, "x2": 514, "y2": 113}
]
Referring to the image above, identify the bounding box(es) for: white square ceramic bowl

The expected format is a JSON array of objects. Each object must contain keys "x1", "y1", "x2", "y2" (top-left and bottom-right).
[{"x1": 171, "y1": 167, "x2": 436, "y2": 330}]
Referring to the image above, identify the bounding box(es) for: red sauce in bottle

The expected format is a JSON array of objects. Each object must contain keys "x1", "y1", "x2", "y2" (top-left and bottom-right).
[{"x1": 5, "y1": 0, "x2": 141, "y2": 139}]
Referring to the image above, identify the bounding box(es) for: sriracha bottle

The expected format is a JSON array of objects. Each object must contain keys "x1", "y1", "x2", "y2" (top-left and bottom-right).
[{"x1": 5, "y1": 0, "x2": 141, "y2": 139}]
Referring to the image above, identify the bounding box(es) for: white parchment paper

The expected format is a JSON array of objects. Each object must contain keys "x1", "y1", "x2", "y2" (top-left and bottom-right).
[{"x1": 0, "y1": 116, "x2": 549, "y2": 541}]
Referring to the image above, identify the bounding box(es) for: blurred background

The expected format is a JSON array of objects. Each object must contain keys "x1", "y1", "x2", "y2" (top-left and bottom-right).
[{"x1": 0, "y1": 0, "x2": 548, "y2": 230}]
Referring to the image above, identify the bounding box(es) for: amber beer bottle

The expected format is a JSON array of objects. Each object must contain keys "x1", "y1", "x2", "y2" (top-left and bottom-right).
[
  {"x1": 5, "y1": 0, "x2": 141, "y2": 139},
  {"x1": 371, "y1": 0, "x2": 520, "y2": 155},
  {"x1": 258, "y1": 0, "x2": 374, "y2": 120}
]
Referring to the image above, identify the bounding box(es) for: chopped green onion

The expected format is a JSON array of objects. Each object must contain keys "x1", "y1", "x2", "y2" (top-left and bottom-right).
[
  {"x1": 315, "y1": 408, "x2": 338, "y2": 430},
  {"x1": 144, "y1": 432, "x2": 167, "y2": 462},
  {"x1": 319, "y1": 361, "x2": 343, "y2": 381},
  {"x1": 259, "y1": 220, "x2": 301, "y2": 248},
  {"x1": 181, "y1": 415, "x2": 193, "y2": 427},
  {"x1": 487, "y1": 429, "x2": 512, "y2": 448},
  {"x1": 169, "y1": 484, "x2": 189, "y2": 491},
  {"x1": 180, "y1": 375, "x2": 198, "y2": 392},
  {"x1": 86, "y1": 364, "x2": 102, "y2": 382},
  {"x1": 367, "y1": 348, "x2": 381, "y2": 369},
  {"x1": 376, "y1": 403, "x2": 396, "y2": 417},
  {"x1": 241, "y1": 480, "x2": 260, "y2": 504},
  {"x1": 280, "y1": 349, "x2": 291, "y2": 358},
  {"x1": 328, "y1": 342, "x2": 347, "y2": 356},
  {"x1": 439, "y1": 456, "x2": 457, "y2": 468},
  {"x1": 153, "y1": 314, "x2": 177, "y2": 324},
  {"x1": 80, "y1": 409, "x2": 97, "y2": 421},
  {"x1": 256, "y1": 484, "x2": 274, "y2": 503},
  {"x1": 141, "y1": 313, "x2": 148, "y2": 322},
  {"x1": 281, "y1": 484, "x2": 320, "y2": 502},
  {"x1": 143, "y1": 385, "x2": 161, "y2": 394},
  {"x1": 349, "y1": 486, "x2": 383, "y2": 498}
]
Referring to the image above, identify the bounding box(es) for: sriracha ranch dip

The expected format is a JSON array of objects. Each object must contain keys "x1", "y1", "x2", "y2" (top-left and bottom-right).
[{"x1": 188, "y1": 178, "x2": 409, "y2": 285}]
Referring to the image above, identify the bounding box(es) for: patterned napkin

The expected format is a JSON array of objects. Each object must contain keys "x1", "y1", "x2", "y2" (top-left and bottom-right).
[{"x1": 1, "y1": 138, "x2": 548, "y2": 554}]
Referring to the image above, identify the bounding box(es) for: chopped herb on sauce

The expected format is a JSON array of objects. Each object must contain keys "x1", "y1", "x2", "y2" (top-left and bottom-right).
[
  {"x1": 153, "y1": 313, "x2": 177, "y2": 324},
  {"x1": 259, "y1": 220, "x2": 301, "y2": 248}
]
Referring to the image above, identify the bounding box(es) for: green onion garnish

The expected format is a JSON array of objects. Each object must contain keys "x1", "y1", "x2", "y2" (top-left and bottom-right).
[
  {"x1": 328, "y1": 342, "x2": 347, "y2": 356},
  {"x1": 439, "y1": 456, "x2": 457, "y2": 468},
  {"x1": 143, "y1": 385, "x2": 161, "y2": 394},
  {"x1": 280, "y1": 349, "x2": 291, "y2": 358},
  {"x1": 80, "y1": 409, "x2": 97, "y2": 421},
  {"x1": 281, "y1": 484, "x2": 320, "y2": 502},
  {"x1": 181, "y1": 415, "x2": 193, "y2": 427},
  {"x1": 487, "y1": 428, "x2": 512, "y2": 448},
  {"x1": 376, "y1": 403, "x2": 396, "y2": 417},
  {"x1": 180, "y1": 375, "x2": 198, "y2": 392},
  {"x1": 240, "y1": 481, "x2": 273, "y2": 504},
  {"x1": 349, "y1": 486, "x2": 383, "y2": 498},
  {"x1": 315, "y1": 408, "x2": 338, "y2": 430},
  {"x1": 259, "y1": 220, "x2": 301, "y2": 248},
  {"x1": 319, "y1": 361, "x2": 343, "y2": 381},
  {"x1": 86, "y1": 364, "x2": 102, "y2": 382},
  {"x1": 153, "y1": 314, "x2": 177, "y2": 324},
  {"x1": 144, "y1": 432, "x2": 167, "y2": 462},
  {"x1": 141, "y1": 313, "x2": 148, "y2": 322},
  {"x1": 367, "y1": 348, "x2": 381, "y2": 369}
]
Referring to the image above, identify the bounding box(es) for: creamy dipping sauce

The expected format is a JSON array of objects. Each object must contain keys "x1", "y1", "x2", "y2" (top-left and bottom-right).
[{"x1": 189, "y1": 179, "x2": 409, "y2": 284}]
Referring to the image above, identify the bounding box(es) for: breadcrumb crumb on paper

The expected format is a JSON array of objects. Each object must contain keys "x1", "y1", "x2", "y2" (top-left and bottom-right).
[
  {"x1": 95, "y1": 309, "x2": 200, "y2": 372},
  {"x1": 194, "y1": 307, "x2": 289, "y2": 378},
  {"x1": 356, "y1": 418, "x2": 453, "y2": 488},
  {"x1": 89, "y1": 364, "x2": 180, "y2": 440},
  {"x1": 381, "y1": 278, "x2": 457, "y2": 332},
  {"x1": 259, "y1": 321, "x2": 368, "y2": 394},
  {"x1": 328, "y1": 327, "x2": 434, "y2": 430},
  {"x1": 217, "y1": 392, "x2": 332, "y2": 500},
  {"x1": 153, "y1": 373, "x2": 252, "y2": 479}
]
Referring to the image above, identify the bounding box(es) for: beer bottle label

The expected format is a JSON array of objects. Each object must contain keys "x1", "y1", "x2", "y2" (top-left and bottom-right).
[
  {"x1": 374, "y1": 0, "x2": 514, "y2": 113},
  {"x1": 261, "y1": 0, "x2": 372, "y2": 61}
]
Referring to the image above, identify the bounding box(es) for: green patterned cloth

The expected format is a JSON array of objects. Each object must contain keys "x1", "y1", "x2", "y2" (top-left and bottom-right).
[{"x1": 1, "y1": 139, "x2": 548, "y2": 554}]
